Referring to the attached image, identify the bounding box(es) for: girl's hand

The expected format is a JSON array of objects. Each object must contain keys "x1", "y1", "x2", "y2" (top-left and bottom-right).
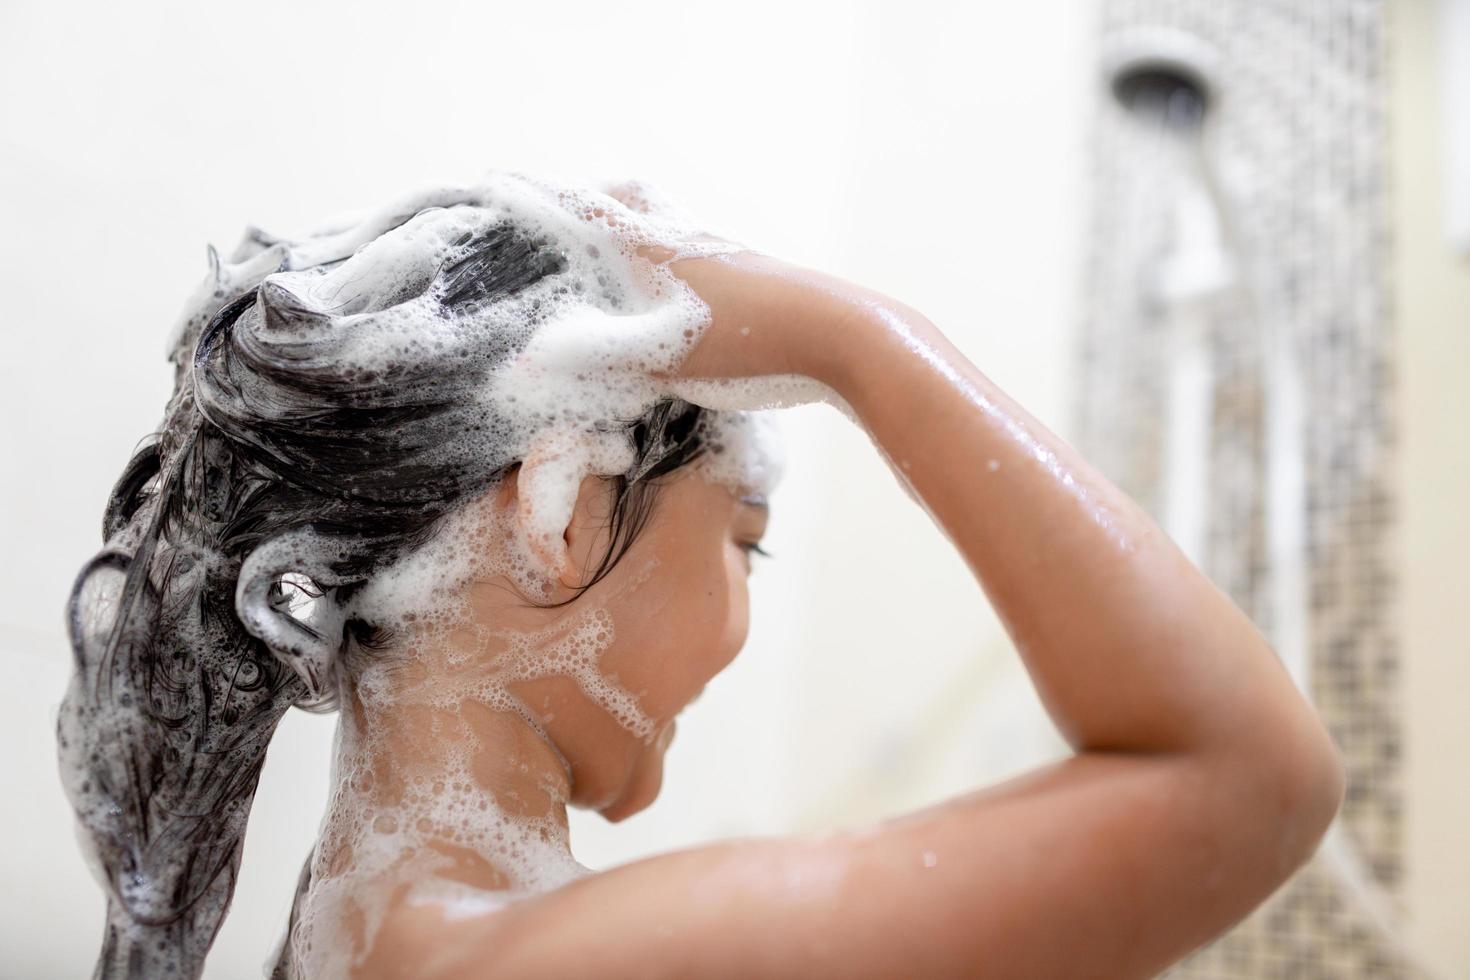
[{"x1": 592, "y1": 181, "x2": 864, "y2": 389}]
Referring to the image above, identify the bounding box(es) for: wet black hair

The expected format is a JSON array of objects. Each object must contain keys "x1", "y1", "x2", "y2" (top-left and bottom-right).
[{"x1": 57, "y1": 218, "x2": 708, "y2": 979}]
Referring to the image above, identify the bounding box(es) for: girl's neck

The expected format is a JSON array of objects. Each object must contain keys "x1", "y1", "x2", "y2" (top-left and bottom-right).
[
  {"x1": 322, "y1": 679, "x2": 582, "y2": 888},
  {"x1": 293, "y1": 635, "x2": 589, "y2": 965}
]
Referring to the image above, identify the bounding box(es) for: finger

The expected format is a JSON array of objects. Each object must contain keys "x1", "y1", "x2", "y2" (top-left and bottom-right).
[{"x1": 597, "y1": 178, "x2": 655, "y2": 214}]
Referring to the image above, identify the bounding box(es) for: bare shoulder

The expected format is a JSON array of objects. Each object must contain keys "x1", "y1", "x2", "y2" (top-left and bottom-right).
[
  {"x1": 371, "y1": 830, "x2": 938, "y2": 980},
  {"x1": 363, "y1": 751, "x2": 1289, "y2": 980}
]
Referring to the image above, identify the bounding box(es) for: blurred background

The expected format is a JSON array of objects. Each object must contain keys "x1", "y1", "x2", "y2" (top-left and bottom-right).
[{"x1": 1, "y1": 0, "x2": 1465, "y2": 977}]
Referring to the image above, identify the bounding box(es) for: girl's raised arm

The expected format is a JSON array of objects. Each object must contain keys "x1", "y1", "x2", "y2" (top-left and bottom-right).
[{"x1": 363, "y1": 249, "x2": 1344, "y2": 980}]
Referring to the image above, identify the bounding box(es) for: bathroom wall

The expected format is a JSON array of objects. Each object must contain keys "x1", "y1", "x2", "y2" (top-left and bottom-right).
[{"x1": 1393, "y1": 2, "x2": 1470, "y2": 976}]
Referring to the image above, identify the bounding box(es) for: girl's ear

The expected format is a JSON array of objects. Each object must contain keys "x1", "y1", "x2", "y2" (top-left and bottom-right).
[
  {"x1": 512, "y1": 432, "x2": 630, "y2": 586},
  {"x1": 512, "y1": 448, "x2": 577, "y2": 580},
  {"x1": 235, "y1": 529, "x2": 352, "y2": 699},
  {"x1": 558, "y1": 475, "x2": 619, "y2": 591}
]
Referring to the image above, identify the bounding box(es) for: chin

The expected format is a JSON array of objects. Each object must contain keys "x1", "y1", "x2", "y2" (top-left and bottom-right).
[
  {"x1": 599, "y1": 801, "x2": 640, "y2": 823},
  {"x1": 598, "y1": 746, "x2": 668, "y2": 823}
]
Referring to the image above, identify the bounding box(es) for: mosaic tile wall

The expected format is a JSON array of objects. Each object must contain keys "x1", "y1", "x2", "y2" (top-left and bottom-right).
[{"x1": 1075, "y1": 1, "x2": 1419, "y2": 976}]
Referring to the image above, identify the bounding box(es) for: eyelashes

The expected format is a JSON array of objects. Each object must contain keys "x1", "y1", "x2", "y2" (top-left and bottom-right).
[{"x1": 741, "y1": 542, "x2": 773, "y2": 560}]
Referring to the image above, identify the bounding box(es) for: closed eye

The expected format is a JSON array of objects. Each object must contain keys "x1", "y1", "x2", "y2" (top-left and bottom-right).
[{"x1": 736, "y1": 493, "x2": 771, "y2": 564}]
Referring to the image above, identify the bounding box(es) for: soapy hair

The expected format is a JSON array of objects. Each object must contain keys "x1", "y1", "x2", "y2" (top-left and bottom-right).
[{"x1": 57, "y1": 212, "x2": 709, "y2": 979}]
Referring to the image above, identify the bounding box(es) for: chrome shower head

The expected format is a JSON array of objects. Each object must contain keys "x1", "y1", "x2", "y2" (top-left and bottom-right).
[{"x1": 1104, "y1": 29, "x2": 1220, "y2": 136}]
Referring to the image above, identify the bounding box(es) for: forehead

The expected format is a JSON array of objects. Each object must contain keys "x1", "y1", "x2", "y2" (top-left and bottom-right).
[{"x1": 646, "y1": 468, "x2": 761, "y2": 532}]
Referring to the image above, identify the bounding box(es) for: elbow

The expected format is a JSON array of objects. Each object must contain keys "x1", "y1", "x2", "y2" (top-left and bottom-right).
[
  {"x1": 1266, "y1": 714, "x2": 1346, "y2": 875},
  {"x1": 1204, "y1": 698, "x2": 1345, "y2": 886},
  {"x1": 1301, "y1": 726, "x2": 1346, "y2": 843}
]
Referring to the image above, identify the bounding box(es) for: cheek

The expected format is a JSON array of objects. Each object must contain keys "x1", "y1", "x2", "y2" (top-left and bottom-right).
[
  {"x1": 673, "y1": 539, "x2": 750, "y2": 677},
  {"x1": 608, "y1": 540, "x2": 748, "y2": 719},
  {"x1": 718, "y1": 542, "x2": 751, "y2": 660}
]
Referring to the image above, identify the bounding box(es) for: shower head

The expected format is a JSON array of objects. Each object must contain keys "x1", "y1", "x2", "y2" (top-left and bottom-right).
[{"x1": 1103, "y1": 29, "x2": 1221, "y2": 135}]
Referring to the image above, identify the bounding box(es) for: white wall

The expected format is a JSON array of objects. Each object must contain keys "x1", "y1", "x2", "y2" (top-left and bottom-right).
[
  {"x1": 1393, "y1": 2, "x2": 1470, "y2": 976},
  {"x1": 0, "y1": 2, "x2": 1090, "y2": 976}
]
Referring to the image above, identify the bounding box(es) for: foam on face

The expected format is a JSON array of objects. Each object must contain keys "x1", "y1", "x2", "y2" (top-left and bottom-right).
[{"x1": 159, "y1": 172, "x2": 818, "y2": 976}]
